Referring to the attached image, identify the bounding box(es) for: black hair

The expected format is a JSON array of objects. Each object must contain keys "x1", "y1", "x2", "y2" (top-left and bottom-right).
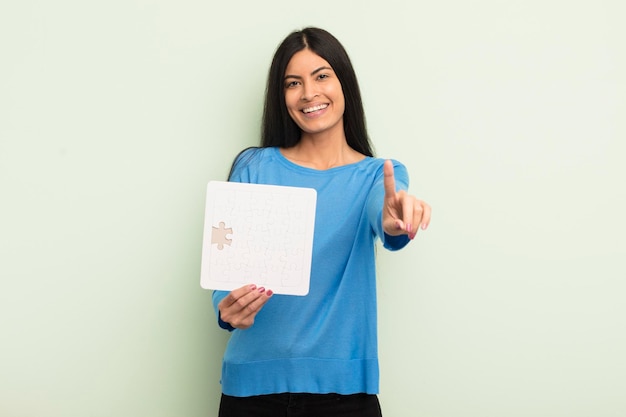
[
  {"x1": 261, "y1": 27, "x2": 374, "y2": 156},
  {"x1": 228, "y1": 27, "x2": 374, "y2": 180}
]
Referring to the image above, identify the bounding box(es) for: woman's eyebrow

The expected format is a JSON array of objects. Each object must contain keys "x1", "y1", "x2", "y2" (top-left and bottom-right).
[
  {"x1": 284, "y1": 66, "x2": 333, "y2": 80},
  {"x1": 310, "y1": 66, "x2": 332, "y2": 75}
]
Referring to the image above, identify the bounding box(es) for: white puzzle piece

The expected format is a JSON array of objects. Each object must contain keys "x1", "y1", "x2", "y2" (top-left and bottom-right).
[{"x1": 200, "y1": 181, "x2": 317, "y2": 296}]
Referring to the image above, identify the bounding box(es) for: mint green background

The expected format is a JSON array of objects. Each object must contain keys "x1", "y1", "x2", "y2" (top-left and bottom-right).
[{"x1": 1, "y1": 1, "x2": 624, "y2": 416}]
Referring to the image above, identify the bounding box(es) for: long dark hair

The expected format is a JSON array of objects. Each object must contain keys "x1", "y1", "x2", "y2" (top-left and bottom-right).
[
  {"x1": 261, "y1": 27, "x2": 374, "y2": 156},
  {"x1": 228, "y1": 28, "x2": 374, "y2": 180}
]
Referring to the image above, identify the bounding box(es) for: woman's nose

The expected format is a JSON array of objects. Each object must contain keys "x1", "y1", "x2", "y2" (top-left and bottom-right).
[{"x1": 301, "y1": 82, "x2": 318, "y2": 101}]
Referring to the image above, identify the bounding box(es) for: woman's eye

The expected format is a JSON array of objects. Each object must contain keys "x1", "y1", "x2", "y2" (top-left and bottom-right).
[
  {"x1": 318, "y1": 74, "x2": 329, "y2": 80},
  {"x1": 285, "y1": 81, "x2": 299, "y2": 88}
]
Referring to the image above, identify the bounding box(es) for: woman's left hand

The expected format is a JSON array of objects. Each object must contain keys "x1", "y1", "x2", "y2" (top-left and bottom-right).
[{"x1": 382, "y1": 160, "x2": 431, "y2": 239}]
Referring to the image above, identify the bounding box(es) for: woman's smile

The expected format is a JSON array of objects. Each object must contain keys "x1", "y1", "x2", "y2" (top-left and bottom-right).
[{"x1": 302, "y1": 103, "x2": 329, "y2": 114}]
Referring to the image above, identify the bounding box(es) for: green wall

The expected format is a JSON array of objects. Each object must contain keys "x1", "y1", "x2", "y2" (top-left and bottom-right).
[{"x1": 1, "y1": 1, "x2": 625, "y2": 416}]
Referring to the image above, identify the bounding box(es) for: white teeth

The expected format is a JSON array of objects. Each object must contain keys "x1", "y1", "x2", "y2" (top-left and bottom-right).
[{"x1": 302, "y1": 104, "x2": 328, "y2": 113}]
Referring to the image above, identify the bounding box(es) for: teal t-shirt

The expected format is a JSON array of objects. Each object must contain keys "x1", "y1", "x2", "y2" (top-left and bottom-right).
[{"x1": 212, "y1": 147, "x2": 410, "y2": 396}]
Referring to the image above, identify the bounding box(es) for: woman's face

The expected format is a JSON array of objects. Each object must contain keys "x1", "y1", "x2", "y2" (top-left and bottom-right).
[{"x1": 283, "y1": 49, "x2": 345, "y2": 139}]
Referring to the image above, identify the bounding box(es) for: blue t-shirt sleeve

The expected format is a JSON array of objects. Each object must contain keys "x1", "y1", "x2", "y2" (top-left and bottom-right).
[
  {"x1": 213, "y1": 147, "x2": 261, "y2": 331},
  {"x1": 367, "y1": 159, "x2": 411, "y2": 251},
  {"x1": 213, "y1": 148, "x2": 258, "y2": 331}
]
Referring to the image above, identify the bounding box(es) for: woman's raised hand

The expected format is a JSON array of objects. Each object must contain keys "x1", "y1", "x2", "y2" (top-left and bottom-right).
[
  {"x1": 218, "y1": 284, "x2": 273, "y2": 329},
  {"x1": 382, "y1": 160, "x2": 431, "y2": 239}
]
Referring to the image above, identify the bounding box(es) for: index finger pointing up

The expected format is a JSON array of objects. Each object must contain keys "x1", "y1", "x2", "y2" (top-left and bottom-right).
[{"x1": 383, "y1": 159, "x2": 396, "y2": 199}]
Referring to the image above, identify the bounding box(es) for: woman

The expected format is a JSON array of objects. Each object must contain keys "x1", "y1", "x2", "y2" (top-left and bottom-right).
[{"x1": 212, "y1": 27, "x2": 431, "y2": 417}]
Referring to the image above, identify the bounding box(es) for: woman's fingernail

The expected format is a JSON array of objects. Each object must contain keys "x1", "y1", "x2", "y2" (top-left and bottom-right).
[
  {"x1": 249, "y1": 284, "x2": 257, "y2": 290},
  {"x1": 421, "y1": 223, "x2": 428, "y2": 230},
  {"x1": 266, "y1": 290, "x2": 273, "y2": 297},
  {"x1": 395, "y1": 221, "x2": 402, "y2": 230},
  {"x1": 406, "y1": 224, "x2": 412, "y2": 233},
  {"x1": 258, "y1": 287, "x2": 265, "y2": 293}
]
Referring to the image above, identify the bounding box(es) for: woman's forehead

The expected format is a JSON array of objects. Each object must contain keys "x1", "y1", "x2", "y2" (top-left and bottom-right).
[{"x1": 286, "y1": 49, "x2": 332, "y2": 73}]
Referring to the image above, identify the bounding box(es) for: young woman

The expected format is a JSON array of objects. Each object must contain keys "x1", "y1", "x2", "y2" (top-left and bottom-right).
[{"x1": 212, "y1": 27, "x2": 431, "y2": 417}]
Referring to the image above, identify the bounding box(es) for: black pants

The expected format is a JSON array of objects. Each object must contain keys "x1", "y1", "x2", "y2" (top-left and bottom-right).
[{"x1": 218, "y1": 393, "x2": 383, "y2": 417}]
